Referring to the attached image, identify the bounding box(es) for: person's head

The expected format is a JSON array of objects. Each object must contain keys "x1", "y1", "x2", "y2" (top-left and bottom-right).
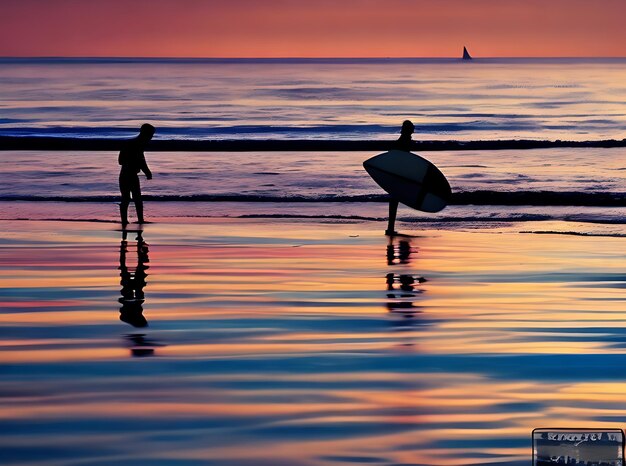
[
  {"x1": 401, "y1": 120, "x2": 415, "y2": 137},
  {"x1": 138, "y1": 123, "x2": 155, "y2": 141}
]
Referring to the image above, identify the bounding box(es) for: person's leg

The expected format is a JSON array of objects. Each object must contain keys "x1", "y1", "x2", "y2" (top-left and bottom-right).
[
  {"x1": 119, "y1": 176, "x2": 131, "y2": 226},
  {"x1": 386, "y1": 199, "x2": 399, "y2": 235},
  {"x1": 131, "y1": 179, "x2": 144, "y2": 223}
]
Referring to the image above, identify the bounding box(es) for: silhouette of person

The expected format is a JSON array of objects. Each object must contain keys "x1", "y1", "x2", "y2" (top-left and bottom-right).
[
  {"x1": 119, "y1": 123, "x2": 155, "y2": 226},
  {"x1": 396, "y1": 120, "x2": 415, "y2": 152},
  {"x1": 386, "y1": 120, "x2": 415, "y2": 235}
]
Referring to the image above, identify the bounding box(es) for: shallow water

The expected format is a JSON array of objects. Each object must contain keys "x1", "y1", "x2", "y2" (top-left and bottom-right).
[
  {"x1": 1, "y1": 147, "x2": 625, "y2": 204},
  {"x1": 2, "y1": 147, "x2": 626, "y2": 232},
  {"x1": 1, "y1": 219, "x2": 626, "y2": 465}
]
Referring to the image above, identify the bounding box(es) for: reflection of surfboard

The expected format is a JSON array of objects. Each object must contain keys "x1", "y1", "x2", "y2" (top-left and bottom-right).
[{"x1": 363, "y1": 150, "x2": 451, "y2": 213}]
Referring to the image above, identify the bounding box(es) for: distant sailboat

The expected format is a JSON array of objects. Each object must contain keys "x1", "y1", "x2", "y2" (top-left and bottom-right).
[{"x1": 462, "y1": 46, "x2": 472, "y2": 60}]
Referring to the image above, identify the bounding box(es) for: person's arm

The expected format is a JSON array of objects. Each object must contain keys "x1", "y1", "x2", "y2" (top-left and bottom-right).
[{"x1": 139, "y1": 152, "x2": 152, "y2": 179}]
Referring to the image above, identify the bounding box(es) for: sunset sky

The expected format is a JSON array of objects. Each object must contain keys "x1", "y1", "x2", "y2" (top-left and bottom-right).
[{"x1": 2, "y1": 0, "x2": 626, "y2": 58}]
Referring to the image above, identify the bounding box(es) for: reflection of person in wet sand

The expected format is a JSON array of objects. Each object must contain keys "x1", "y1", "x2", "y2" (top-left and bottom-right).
[
  {"x1": 119, "y1": 124, "x2": 155, "y2": 226},
  {"x1": 387, "y1": 239, "x2": 412, "y2": 266},
  {"x1": 385, "y1": 236, "x2": 426, "y2": 318},
  {"x1": 118, "y1": 229, "x2": 158, "y2": 357},
  {"x1": 386, "y1": 120, "x2": 415, "y2": 236},
  {"x1": 386, "y1": 273, "x2": 426, "y2": 312},
  {"x1": 119, "y1": 229, "x2": 150, "y2": 328}
]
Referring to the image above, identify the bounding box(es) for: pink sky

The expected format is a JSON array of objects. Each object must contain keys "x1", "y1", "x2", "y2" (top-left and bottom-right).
[{"x1": 1, "y1": 0, "x2": 625, "y2": 57}]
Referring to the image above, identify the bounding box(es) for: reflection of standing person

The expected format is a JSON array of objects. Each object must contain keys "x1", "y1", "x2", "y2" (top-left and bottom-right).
[
  {"x1": 119, "y1": 124, "x2": 155, "y2": 226},
  {"x1": 386, "y1": 120, "x2": 415, "y2": 235},
  {"x1": 385, "y1": 236, "x2": 426, "y2": 321},
  {"x1": 118, "y1": 229, "x2": 160, "y2": 357},
  {"x1": 118, "y1": 229, "x2": 150, "y2": 328}
]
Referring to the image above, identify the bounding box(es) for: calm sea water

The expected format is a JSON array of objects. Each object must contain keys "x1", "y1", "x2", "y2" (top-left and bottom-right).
[{"x1": 1, "y1": 58, "x2": 626, "y2": 141}]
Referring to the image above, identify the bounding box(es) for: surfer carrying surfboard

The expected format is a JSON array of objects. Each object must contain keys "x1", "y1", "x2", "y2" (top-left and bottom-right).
[
  {"x1": 119, "y1": 123, "x2": 155, "y2": 226},
  {"x1": 386, "y1": 120, "x2": 415, "y2": 235},
  {"x1": 363, "y1": 120, "x2": 451, "y2": 236}
]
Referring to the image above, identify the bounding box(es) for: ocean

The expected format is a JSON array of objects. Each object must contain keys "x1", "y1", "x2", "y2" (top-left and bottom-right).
[
  {"x1": 2, "y1": 58, "x2": 626, "y2": 141},
  {"x1": 1, "y1": 58, "x2": 626, "y2": 228},
  {"x1": 2, "y1": 59, "x2": 626, "y2": 466},
  {"x1": 2, "y1": 58, "x2": 626, "y2": 231}
]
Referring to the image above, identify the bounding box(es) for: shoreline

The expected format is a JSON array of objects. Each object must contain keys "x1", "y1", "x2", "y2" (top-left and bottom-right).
[
  {"x1": 2, "y1": 136, "x2": 626, "y2": 151},
  {"x1": 2, "y1": 202, "x2": 625, "y2": 237}
]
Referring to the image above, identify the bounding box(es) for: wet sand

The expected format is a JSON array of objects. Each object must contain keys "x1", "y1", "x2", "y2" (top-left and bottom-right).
[{"x1": 1, "y1": 217, "x2": 626, "y2": 465}]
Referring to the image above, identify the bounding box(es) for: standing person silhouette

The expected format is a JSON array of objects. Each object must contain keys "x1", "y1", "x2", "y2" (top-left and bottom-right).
[
  {"x1": 386, "y1": 120, "x2": 415, "y2": 235},
  {"x1": 119, "y1": 124, "x2": 155, "y2": 226}
]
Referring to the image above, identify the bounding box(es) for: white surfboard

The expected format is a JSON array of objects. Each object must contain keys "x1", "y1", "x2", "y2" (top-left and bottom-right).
[{"x1": 363, "y1": 150, "x2": 451, "y2": 212}]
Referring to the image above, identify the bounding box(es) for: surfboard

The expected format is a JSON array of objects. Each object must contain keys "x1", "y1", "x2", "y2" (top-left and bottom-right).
[{"x1": 363, "y1": 150, "x2": 451, "y2": 213}]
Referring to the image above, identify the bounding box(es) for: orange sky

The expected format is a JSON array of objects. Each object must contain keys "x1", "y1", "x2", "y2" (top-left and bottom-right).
[{"x1": 1, "y1": 0, "x2": 626, "y2": 57}]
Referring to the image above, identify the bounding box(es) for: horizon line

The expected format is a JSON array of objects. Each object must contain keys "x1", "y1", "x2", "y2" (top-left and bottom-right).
[{"x1": 2, "y1": 55, "x2": 626, "y2": 60}]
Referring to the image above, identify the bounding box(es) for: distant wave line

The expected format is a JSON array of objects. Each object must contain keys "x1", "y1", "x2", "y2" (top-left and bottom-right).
[
  {"x1": 1, "y1": 121, "x2": 625, "y2": 137},
  {"x1": 3, "y1": 191, "x2": 626, "y2": 207},
  {"x1": 2, "y1": 136, "x2": 626, "y2": 152}
]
